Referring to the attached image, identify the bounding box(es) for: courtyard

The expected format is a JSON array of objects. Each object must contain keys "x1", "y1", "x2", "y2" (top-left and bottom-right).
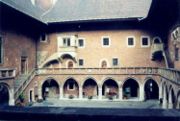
[{"x1": 32, "y1": 99, "x2": 161, "y2": 109}]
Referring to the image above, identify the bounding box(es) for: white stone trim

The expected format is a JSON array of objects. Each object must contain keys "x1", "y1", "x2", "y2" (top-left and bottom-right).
[
  {"x1": 101, "y1": 36, "x2": 111, "y2": 47},
  {"x1": 152, "y1": 36, "x2": 162, "y2": 44},
  {"x1": 140, "y1": 36, "x2": 150, "y2": 48},
  {"x1": 127, "y1": 36, "x2": 136, "y2": 48}
]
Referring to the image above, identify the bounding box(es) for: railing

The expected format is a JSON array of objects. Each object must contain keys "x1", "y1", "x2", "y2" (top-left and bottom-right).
[
  {"x1": 151, "y1": 43, "x2": 164, "y2": 54},
  {"x1": 0, "y1": 68, "x2": 16, "y2": 80},
  {"x1": 14, "y1": 69, "x2": 36, "y2": 100},
  {"x1": 36, "y1": 67, "x2": 159, "y2": 75},
  {"x1": 158, "y1": 68, "x2": 180, "y2": 85}
]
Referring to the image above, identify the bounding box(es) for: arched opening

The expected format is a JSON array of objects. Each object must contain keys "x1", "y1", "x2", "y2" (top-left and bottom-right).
[
  {"x1": 153, "y1": 37, "x2": 161, "y2": 44},
  {"x1": 0, "y1": 83, "x2": 9, "y2": 105},
  {"x1": 42, "y1": 79, "x2": 59, "y2": 100},
  {"x1": 102, "y1": 79, "x2": 118, "y2": 99},
  {"x1": 83, "y1": 79, "x2": 98, "y2": 99},
  {"x1": 123, "y1": 79, "x2": 139, "y2": 99},
  {"x1": 101, "y1": 60, "x2": 107, "y2": 68},
  {"x1": 144, "y1": 79, "x2": 159, "y2": 100},
  {"x1": 63, "y1": 78, "x2": 79, "y2": 98}
]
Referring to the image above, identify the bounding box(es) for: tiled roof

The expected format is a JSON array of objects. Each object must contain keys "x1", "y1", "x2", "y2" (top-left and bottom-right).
[{"x1": 0, "y1": 0, "x2": 152, "y2": 23}]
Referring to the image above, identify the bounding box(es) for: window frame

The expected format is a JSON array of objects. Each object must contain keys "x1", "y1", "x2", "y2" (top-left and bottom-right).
[
  {"x1": 141, "y1": 36, "x2": 150, "y2": 47},
  {"x1": 62, "y1": 37, "x2": 71, "y2": 47},
  {"x1": 78, "y1": 38, "x2": 85, "y2": 48},
  {"x1": 127, "y1": 36, "x2": 135, "y2": 47},
  {"x1": 102, "y1": 36, "x2": 111, "y2": 47},
  {"x1": 0, "y1": 35, "x2": 3, "y2": 64},
  {"x1": 78, "y1": 59, "x2": 84, "y2": 67},
  {"x1": 40, "y1": 33, "x2": 47, "y2": 43},
  {"x1": 112, "y1": 58, "x2": 118, "y2": 66}
]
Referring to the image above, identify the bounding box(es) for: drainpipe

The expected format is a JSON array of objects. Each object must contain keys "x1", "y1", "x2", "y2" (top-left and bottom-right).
[{"x1": 162, "y1": 50, "x2": 169, "y2": 68}]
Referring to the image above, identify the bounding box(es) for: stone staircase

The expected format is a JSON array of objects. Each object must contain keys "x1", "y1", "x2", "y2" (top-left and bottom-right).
[
  {"x1": 14, "y1": 75, "x2": 28, "y2": 91},
  {"x1": 14, "y1": 69, "x2": 36, "y2": 100}
]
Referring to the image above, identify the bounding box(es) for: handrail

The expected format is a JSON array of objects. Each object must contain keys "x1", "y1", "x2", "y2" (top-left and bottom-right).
[{"x1": 14, "y1": 69, "x2": 36, "y2": 100}]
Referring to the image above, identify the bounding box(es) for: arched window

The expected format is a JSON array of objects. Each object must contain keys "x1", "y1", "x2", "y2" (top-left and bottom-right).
[
  {"x1": 153, "y1": 37, "x2": 162, "y2": 44},
  {"x1": 68, "y1": 61, "x2": 73, "y2": 68},
  {"x1": 101, "y1": 60, "x2": 107, "y2": 68}
]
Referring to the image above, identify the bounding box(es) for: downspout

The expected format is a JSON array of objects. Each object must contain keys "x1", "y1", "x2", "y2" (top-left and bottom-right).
[{"x1": 162, "y1": 49, "x2": 169, "y2": 68}]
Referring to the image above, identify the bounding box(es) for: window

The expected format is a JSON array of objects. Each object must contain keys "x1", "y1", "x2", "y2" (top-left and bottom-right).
[
  {"x1": 112, "y1": 58, "x2": 118, "y2": 66},
  {"x1": 141, "y1": 36, "x2": 150, "y2": 47},
  {"x1": 127, "y1": 37, "x2": 135, "y2": 47},
  {"x1": 0, "y1": 36, "x2": 2, "y2": 64},
  {"x1": 102, "y1": 37, "x2": 110, "y2": 47},
  {"x1": 101, "y1": 60, "x2": 107, "y2": 68},
  {"x1": 63, "y1": 37, "x2": 71, "y2": 47},
  {"x1": 175, "y1": 47, "x2": 179, "y2": 61},
  {"x1": 79, "y1": 59, "x2": 84, "y2": 66},
  {"x1": 40, "y1": 33, "x2": 47, "y2": 42},
  {"x1": 21, "y1": 56, "x2": 28, "y2": 74},
  {"x1": 78, "y1": 39, "x2": 84, "y2": 48},
  {"x1": 67, "y1": 61, "x2": 73, "y2": 68}
]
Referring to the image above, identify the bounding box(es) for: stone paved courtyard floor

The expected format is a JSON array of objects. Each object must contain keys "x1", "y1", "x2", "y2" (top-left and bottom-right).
[{"x1": 32, "y1": 99, "x2": 162, "y2": 109}]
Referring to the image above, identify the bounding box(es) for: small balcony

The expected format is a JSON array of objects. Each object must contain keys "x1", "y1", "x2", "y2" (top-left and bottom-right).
[
  {"x1": 58, "y1": 46, "x2": 77, "y2": 53},
  {"x1": 0, "y1": 68, "x2": 16, "y2": 80}
]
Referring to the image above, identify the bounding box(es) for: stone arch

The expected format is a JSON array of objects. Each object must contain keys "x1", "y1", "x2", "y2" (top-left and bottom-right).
[
  {"x1": 82, "y1": 78, "x2": 98, "y2": 98},
  {"x1": 122, "y1": 78, "x2": 139, "y2": 100},
  {"x1": 0, "y1": 83, "x2": 10, "y2": 105},
  {"x1": 153, "y1": 37, "x2": 162, "y2": 44},
  {"x1": 168, "y1": 85, "x2": 176, "y2": 109},
  {"x1": 42, "y1": 78, "x2": 60, "y2": 100},
  {"x1": 144, "y1": 78, "x2": 159, "y2": 100},
  {"x1": 44, "y1": 60, "x2": 60, "y2": 68},
  {"x1": 102, "y1": 78, "x2": 119, "y2": 99},
  {"x1": 63, "y1": 78, "x2": 79, "y2": 98}
]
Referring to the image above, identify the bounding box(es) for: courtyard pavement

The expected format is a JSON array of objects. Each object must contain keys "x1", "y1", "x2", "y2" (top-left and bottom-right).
[{"x1": 32, "y1": 99, "x2": 162, "y2": 109}]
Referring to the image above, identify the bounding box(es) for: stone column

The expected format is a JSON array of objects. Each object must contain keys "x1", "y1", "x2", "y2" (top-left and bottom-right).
[
  {"x1": 9, "y1": 88, "x2": 15, "y2": 106},
  {"x1": 139, "y1": 85, "x2": 144, "y2": 101},
  {"x1": 119, "y1": 86, "x2": 123, "y2": 100},
  {"x1": 98, "y1": 86, "x2": 102, "y2": 100},
  {"x1": 38, "y1": 87, "x2": 42, "y2": 100},
  {"x1": 79, "y1": 87, "x2": 83, "y2": 99},
  {"x1": 168, "y1": 93, "x2": 173, "y2": 109},
  {"x1": 59, "y1": 87, "x2": 63, "y2": 99},
  {"x1": 162, "y1": 88, "x2": 167, "y2": 109},
  {"x1": 159, "y1": 83, "x2": 162, "y2": 100}
]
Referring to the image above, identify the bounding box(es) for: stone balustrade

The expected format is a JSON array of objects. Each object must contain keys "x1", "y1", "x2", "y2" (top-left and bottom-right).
[{"x1": 0, "y1": 68, "x2": 16, "y2": 80}]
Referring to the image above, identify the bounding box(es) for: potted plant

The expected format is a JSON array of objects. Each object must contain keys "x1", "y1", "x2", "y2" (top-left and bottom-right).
[{"x1": 19, "y1": 93, "x2": 25, "y2": 103}]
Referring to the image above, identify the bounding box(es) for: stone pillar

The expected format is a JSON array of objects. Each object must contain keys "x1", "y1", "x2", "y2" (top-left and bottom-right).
[
  {"x1": 162, "y1": 88, "x2": 167, "y2": 109},
  {"x1": 139, "y1": 85, "x2": 144, "y2": 101},
  {"x1": 119, "y1": 86, "x2": 123, "y2": 100},
  {"x1": 9, "y1": 88, "x2": 15, "y2": 106},
  {"x1": 38, "y1": 87, "x2": 42, "y2": 100},
  {"x1": 79, "y1": 87, "x2": 83, "y2": 99},
  {"x1": 168, "y1": 93, "x2": 173, "y2": 109},
  {"x1": 59, "y1": 87, "x2": 63, "y2": 99},
  {"x1": 159, "y1": 83, "x2": 162, "y2": 100},
  {"x1": 98, "y1": 86, "x2": 102, "y2": 100}
]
